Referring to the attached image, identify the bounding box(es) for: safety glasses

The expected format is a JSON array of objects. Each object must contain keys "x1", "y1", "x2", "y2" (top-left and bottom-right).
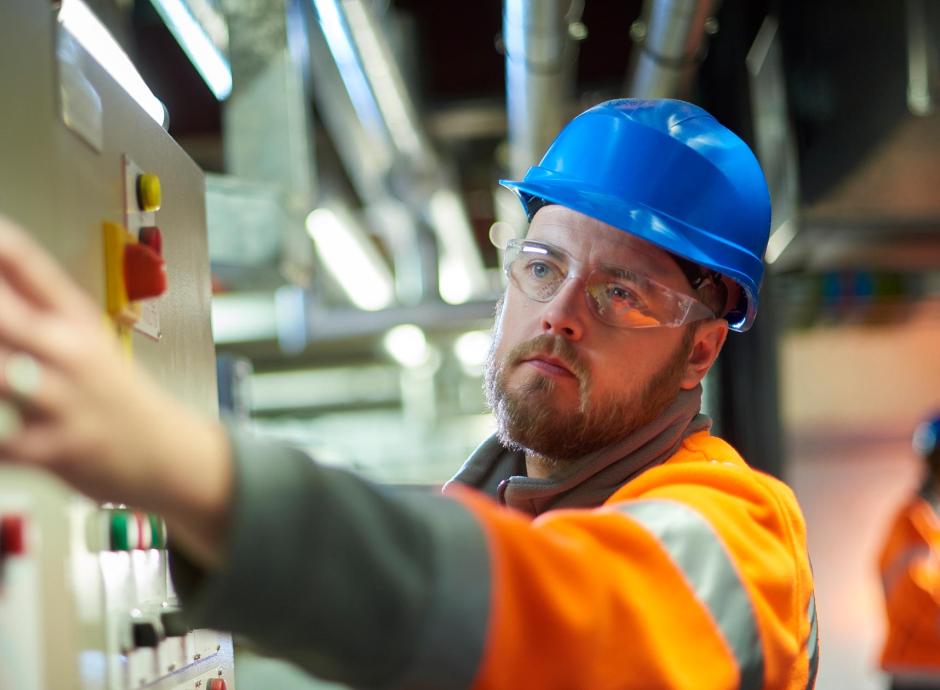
[{"x1": 503, "y1": 239, "x2": 716, "y2": 329}]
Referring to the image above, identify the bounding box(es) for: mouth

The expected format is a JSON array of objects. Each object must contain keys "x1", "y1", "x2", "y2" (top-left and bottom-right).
[{"x1": 520, "y1": 354, "x2": 577, "y2": 379}]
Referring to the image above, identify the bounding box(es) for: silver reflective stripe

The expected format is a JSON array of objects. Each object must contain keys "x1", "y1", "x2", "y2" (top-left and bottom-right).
[
  {"x1": 617, "y1": 500, "x2": 764, "y2": 690},
  {"x1": 805, "y1": 593, "x2": 819, "y2": 690}
]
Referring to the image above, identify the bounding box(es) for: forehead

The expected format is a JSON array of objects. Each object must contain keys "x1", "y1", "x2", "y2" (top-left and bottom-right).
[{"x1": 527, "y1": 205, "x2": 683, "y2": 284}]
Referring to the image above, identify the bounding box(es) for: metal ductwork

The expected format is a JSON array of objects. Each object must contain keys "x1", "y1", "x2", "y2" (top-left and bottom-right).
[
  {"x1": 760, "y1": 2, "x2": 940, "y2": 276},
  {"x1": 208, "y1": 0, "x2": 318, "y2": 288},
  {"x1": 625, "y1": 0, "x2": 719, "y2": 99},
  {"x1": 746, "y1": 16, "x2": 800, "y2": 267},
  {"x1": 220, "y1": 0, "x2": 317, "y2": 205},
  {"x1": 211, "y1": 0, "x2": 493, "y2": 352},
  {"x1": 503, "y1": 0, "x2": 583, "y2": 181}
]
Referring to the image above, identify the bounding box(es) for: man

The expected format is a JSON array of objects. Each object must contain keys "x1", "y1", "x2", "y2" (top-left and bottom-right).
[
  {"x1": 879, "y1": 414, "x2": 940, "y2": 690},
  {"x1": 0, "y1": 99, "x2": 817, "y2": 689}
]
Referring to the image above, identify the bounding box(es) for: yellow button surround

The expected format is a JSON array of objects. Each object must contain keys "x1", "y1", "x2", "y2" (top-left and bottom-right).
[
  {"x1": 137, "y1": 173, "x2": 162, "y2": 212},
  {"x1": 103, "y1": 221, "x2": 141, "y2": 326}
]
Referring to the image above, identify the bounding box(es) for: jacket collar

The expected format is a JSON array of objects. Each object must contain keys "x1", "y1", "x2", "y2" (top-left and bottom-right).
[{"x1": 445, "y1": 385, "x2": 709, "y2": 516}]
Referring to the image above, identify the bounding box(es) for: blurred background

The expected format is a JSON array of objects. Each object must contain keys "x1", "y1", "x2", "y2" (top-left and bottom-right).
[{"x1": 73, "y1": 0, "x2": 940, "y2": 687}]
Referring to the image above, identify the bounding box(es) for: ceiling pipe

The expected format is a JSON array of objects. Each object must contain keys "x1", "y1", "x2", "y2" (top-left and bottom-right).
[
  {"x1": 625, "y1": 0, "x2": 719, "y2": 99},
  {"x1": 305, "y1": 0, "x2": 488, "y2": 306},
  {"x1": 503, "y1": 0, "x2": 583, "y2": 181}
]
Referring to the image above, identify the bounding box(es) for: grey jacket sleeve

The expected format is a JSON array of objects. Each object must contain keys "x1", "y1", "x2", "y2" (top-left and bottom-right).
[{"x1": 168, "y1": 427, "x2": 491, "y2": 690}]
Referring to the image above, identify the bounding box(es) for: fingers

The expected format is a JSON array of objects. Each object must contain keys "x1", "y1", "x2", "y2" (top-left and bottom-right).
[
  {"x1": 0, "y1": 214, "x2": 97, "y2": 316},
  {"x1": 0, "y1": 400, "x2": 22, "y2": 444},
  {"x1": 0, "y1": 348, "x2": 68, "y2": 419},
  {"x1": 0, "y1": 417, "x2": 63, "y2": 470},
  {"x1": 0, "y1": 277, "x2": 101, "y2": 367}
]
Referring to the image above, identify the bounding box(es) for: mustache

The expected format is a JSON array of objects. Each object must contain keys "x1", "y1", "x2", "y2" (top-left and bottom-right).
[{"x1": 505, "y1": 334, "x2": 589, "y2": 383}]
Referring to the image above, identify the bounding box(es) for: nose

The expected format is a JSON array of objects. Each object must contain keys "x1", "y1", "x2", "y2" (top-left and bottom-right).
[{"x1": 540, "y1": 278, "x2": 587, "y2": 341}]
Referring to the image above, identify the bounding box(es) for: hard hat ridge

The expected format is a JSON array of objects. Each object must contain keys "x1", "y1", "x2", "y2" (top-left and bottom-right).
[{"x1": 500, "y1": 98, "x2": 772, "y2": 332}]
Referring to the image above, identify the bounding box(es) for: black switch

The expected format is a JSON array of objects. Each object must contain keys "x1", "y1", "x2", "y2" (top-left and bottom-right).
[
  {"x1": 160, "y1": 610, "x2": 190, "y2": 638},
  {"x1": 132, "y1": 621, "x2": 161, "y2": 648}
]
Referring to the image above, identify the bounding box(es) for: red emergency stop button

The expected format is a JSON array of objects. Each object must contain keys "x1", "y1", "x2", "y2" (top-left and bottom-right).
[
  {"x1": 0, "y1": 515, "x2": 26, "y2": 556},
  {"x1": 139, "y1": 226, "x2": 163, "y2": 256},
  {"x1": 123, "y1": 242, "x2": 167, "y2": 301},
  {"x1": 207, "y1": 678, "x2": 227, "y2": 690}
]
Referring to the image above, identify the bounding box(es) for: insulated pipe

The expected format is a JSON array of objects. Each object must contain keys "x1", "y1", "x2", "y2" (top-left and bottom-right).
[
  {"x1": 625, "y1": 0, "x2": 718, "y2": 99},
  {"x1": 503, "y1": 0, "x2": 582, "y2": 180},
  {"x1": 302, "y1": 0, "x2": 489, "y2": 305}
]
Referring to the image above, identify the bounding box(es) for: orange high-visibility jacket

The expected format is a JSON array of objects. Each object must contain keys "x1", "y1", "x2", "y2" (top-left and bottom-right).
[
  {"x1": 445, "y1": 430, "x2": 819, "y2": 690},
  {"x1": 879, "y1": 484, "x2": 940, "y2": 677},
  {"x1": 174, "y1": 426, "x2": 817, "y2": 690}
]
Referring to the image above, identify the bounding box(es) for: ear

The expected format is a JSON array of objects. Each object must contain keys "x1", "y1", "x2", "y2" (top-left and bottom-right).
[{"x1": 679, "y1": 319, "x2": 728, "y2": 390}]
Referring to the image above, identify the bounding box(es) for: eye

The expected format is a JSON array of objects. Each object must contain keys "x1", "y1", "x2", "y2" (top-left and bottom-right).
[
  {"x1": 606, "y1": 282, "x2": 645, "y2": 308},
  {"x1": 527, "y1": 261, "x2": 558, "y2": 281}
]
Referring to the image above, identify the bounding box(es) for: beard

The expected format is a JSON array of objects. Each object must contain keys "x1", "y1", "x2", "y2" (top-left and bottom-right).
[{"x1": 484, "y1": 310, "x2": 694, "y2": 466}]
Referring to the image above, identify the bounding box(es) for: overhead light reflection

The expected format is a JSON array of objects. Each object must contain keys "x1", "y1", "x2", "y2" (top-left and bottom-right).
[
  {"x1": 454, "y1": 330, "x2": 492, "y2": 376},
  {"x1": 343, "y1": 0, "x2": 425, "y2": 161},
  {"x1": 305, "y1": 208, "x2": 394, "y2": 311},
  {"x1": 383, "y1": 324, "x2": 429, "y2": 368},
  {"x1": 312, "y1": 0, "x2": 386, "y2": 135},
  {"x1": 58, "y1": 0, "x2": 166, "y2": 125},
  {"x1": 765, "y1": 219, "x2": 798, "y2": 264},
  {"x1": 428, "y1": 189, "x2": 488, "y2": 304},
  {"x1": 147, "y1": 0, "x2": 232, "y2": 99},
  {"x1": 211, "y1": 292, "x2": 278, "y2": 344},
  {"x1": 439, "y1": 254, "x2": 475, "y2": 305}
]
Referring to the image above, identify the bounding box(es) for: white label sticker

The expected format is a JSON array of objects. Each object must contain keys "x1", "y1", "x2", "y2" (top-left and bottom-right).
[
  {"x1": 137, "y1": 299, "x2": 162, "y2": 340},
  {"x1": 56, "y1": 30, "x2": 103, "y2": 152}
]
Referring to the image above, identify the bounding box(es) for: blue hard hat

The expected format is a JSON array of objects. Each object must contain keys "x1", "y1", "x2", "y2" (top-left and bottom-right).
[
  {"x1": 914, "y1": 415, "x2": 940, "y2": 457},
  {"x1": 500, "y1": 99, "x2": 771, "y2": 332}
]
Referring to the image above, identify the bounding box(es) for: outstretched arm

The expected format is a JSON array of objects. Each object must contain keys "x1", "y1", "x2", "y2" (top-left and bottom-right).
[
  {"x1": 0, "y1": 215, "x2": 491, "y2": 689},
  {"x1": 0, "y1": 215, "x2": 815, "y2": 690},
  {"x1": 0, "y1": 214, "x2": 232, "y2": 567}
]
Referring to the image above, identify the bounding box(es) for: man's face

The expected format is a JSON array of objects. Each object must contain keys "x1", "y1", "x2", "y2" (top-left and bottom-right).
[{"x1": 484, "y1": 204, "x2": 701, "y2": 464}]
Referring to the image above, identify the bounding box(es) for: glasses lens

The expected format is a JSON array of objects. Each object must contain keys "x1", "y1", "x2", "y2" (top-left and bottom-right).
[
  {"x1": 505, "y1": 240, "x2": 713, "y2": 328},
  {"x1": 586, "y1": 269, "x2": 688, "y2": 328},
  {"x1": 506, "y1": 242, "x2": 566, "y2": 302}
]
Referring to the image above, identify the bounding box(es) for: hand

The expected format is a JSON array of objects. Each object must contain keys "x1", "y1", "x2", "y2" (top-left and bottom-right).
[{"x1": 0, "y1": 215, "x2": 232, "y2": 565}]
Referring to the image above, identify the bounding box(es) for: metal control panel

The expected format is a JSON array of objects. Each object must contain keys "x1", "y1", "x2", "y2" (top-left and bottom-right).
[{"x1": 0, "y1": 2, "x2": 233, "y2": 688}]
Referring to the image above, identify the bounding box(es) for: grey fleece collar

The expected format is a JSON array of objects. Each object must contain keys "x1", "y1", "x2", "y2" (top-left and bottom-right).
[{"x1": 445, "y1": 385, "x2": 710, "y2": 516}]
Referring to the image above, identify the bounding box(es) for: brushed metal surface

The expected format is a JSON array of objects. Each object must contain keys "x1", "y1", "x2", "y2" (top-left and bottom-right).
[{"x1": 0, "y1": 2, "x2": 230, "y2": 688}]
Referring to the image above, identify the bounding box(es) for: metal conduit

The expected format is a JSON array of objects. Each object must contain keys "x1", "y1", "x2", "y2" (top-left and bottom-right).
[
  {"x1": 625, "y1": 0, "x2": 719, "y2": 99},
  {"x1": 503, "y1": 0, "x2": 583, "y2": 180}
]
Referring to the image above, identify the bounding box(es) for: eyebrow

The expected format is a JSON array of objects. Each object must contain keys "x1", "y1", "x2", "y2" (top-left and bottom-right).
[
  {"x1": 537, "y1": 241, "x2": 673, "y2": 281},
  {"x1": 596, "y1": 265, "x2": 642, "y2": 281},
  {"x1": 616, "y1": 246, "x2": 679, "y2": 284},
  {"x1": 520, "y1": 238, "x2": 679, "y2": 286}
]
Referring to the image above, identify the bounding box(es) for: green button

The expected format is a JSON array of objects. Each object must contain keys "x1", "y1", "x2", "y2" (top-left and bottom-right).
[
  {"x1": 149, "y1": 514, "x2": 166, "y2": 549},
  {"x1": 110, "y1": 511, "x2": 131, "y2": 551}
]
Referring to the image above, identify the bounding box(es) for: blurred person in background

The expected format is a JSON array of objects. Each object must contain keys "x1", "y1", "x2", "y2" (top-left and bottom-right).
[
  {"x1": 0, "y1": 100, "x2": 818, "y2": 689},
  {"x1": 879, "y1": 414, "x2": 940, "y2": 690}
]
